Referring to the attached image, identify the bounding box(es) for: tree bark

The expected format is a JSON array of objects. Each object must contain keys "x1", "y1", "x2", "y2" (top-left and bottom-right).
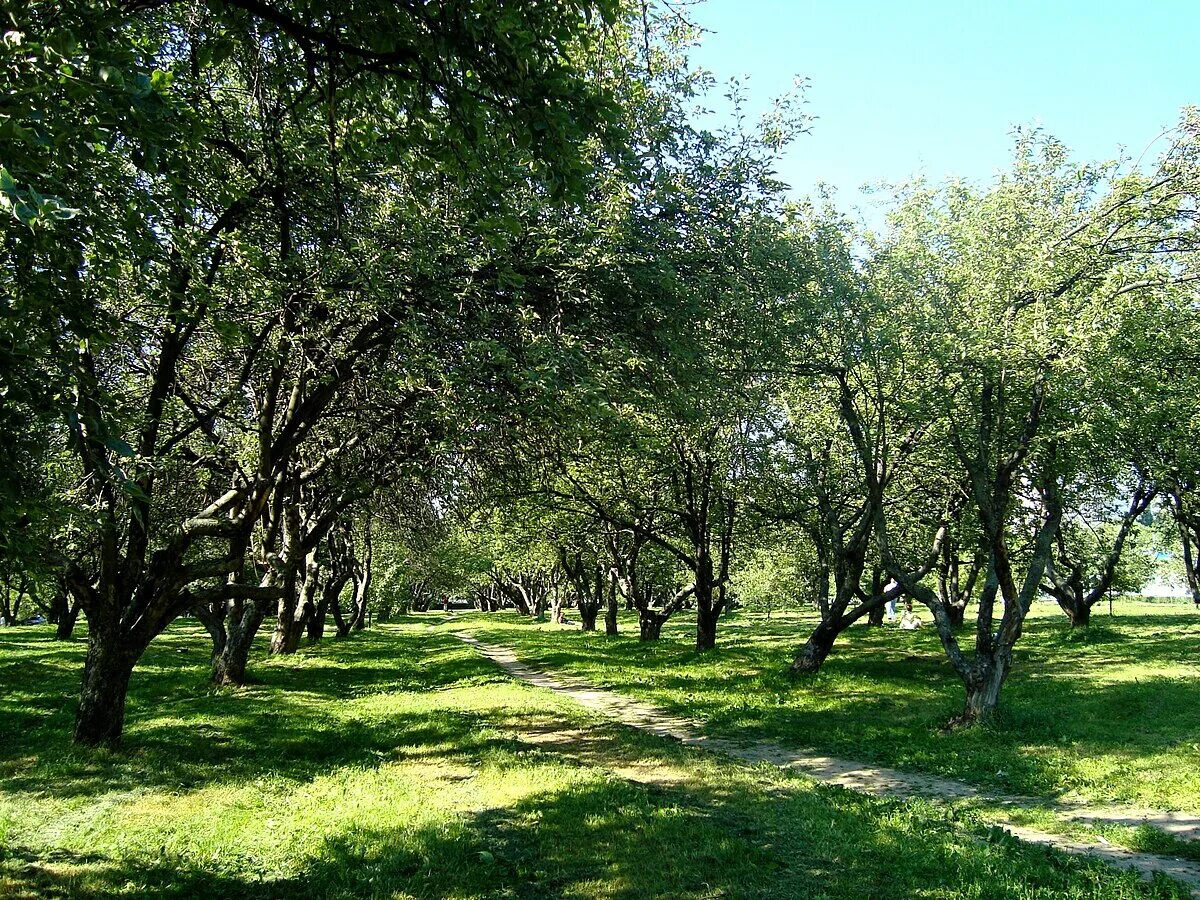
[
  {"x1": 56, "y1": 598, "x2": 82, "y2": 640},
  {"x1": 73, "y1": 630, "x2": 139, "y2": 747},
  {"x1": 959, "y1": 658, "x2": 1009, "y2": 725},
  {"x1": 213, "y1": 600, "x2": 265, "y2": 686},
  {"x1": 308, "y1": 581, "x2": 336, "y2": 641},
  {"x1": 47, "y1": 587, "x2": 69, "y2": 625},
  {"x1": 1053, "y1": 593, "x2": 1091, "y2": 627},
  {"x1": 271, "y1": 546, "x2": 319, "y2": 654},
  {"x1": 604, "y1": 576, "x2": 618, "y2": 636},
  {"x1": 865, "y1": 567, "x2": 885, "y2": 626},
  {"x1": 695, "y1": 606, "x2": 718, "y2": 651},
  {"x1": 639, "y1": 611, "x2": 665, "y2": 641},
  {"x1": 790, "y1": 618, "x2": 838, "y2": 673},
  {"x1": 192, "y1": 599, "x2": 228, "y2": 659},
  {"x1": 692, "y1": 552, "x2": 722, "y2": 652}
]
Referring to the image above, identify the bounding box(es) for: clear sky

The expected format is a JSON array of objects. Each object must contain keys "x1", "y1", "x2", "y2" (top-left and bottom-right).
[{"x1": 687, "y1": 0, "x2": 1199, "y2": 211}]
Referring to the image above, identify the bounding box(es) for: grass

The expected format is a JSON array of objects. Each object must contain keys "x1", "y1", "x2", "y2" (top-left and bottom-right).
[
  {"x1": 447, "y1": 598, "x2": 1200, "y2": 866},
  {"x1": 452, "y1": 599, "x2": 1200, "y2": 814},
  {"x1": 0, "y1": 618, "x2": 1189, "y2": 897}
]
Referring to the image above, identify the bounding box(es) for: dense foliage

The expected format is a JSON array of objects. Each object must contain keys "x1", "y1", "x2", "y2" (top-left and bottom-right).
[{"x1": 2, "y1": 1, "x2": 1198, "y2": 749}]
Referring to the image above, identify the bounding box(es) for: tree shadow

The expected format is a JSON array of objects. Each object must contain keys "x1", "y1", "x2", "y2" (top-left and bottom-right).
[
  {"x1": 0, "y1": 624, "x2": 531, "y2": 802},
  {"x1": 461, "y1": 609, "x2": 1200, "y2": 803},
  {"x1": 1, "y1": 759, "x2": 1180, "y2": 898}
]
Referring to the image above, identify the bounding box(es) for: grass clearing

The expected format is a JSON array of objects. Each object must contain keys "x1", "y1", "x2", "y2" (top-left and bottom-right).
[{"x1": 0, "y1": 619, "x2": 1189, "y2": 897}]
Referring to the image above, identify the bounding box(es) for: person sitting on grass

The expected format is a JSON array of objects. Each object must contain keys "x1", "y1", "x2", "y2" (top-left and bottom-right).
[{"x1": 899, "y1": 599, "x2": 923, "y2": 630}]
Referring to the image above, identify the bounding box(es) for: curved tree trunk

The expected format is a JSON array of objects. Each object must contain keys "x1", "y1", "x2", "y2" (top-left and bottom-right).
[
  {"x1": 308, "y1": 583, "x2": 335, "y2": 641},
  {"x1": 192, "y1": 599, "x2": 228, "y2": 659},
  {"x1": 332, "y1": 590, "x2": 350, "y2": 637},
  {"x1": 1054, "y1": 593, "x2": 1091, "y2": 627},
  {"x1": 271, "y1": 547, "x2": 319, "y2": 654},
  {"x1": 213, "y1": 600, "x2": 266, "y2": 686},
  {"x1": 791, "y1": 619, "x2": 839, "y2": 673}
]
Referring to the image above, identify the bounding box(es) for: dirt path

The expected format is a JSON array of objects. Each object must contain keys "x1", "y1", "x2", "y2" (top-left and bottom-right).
[{"x1": 454, "y1": 632, "x2": 1200, "y2": 894}]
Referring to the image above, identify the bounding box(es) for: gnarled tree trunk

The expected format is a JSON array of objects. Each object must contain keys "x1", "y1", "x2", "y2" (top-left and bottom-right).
[
  {"x1": 271, "y1": 545, "x2": 319, "y2": 655},
  {"x1": 74, "y1": 632, "x2": 140, "y2": 748},
  {"x1": 638, "y1": 610, "x2": 666, "y2": 641},
  {"x1": 791, "y1": 618, "x2": 839, "y2": 674},
  {"x1": 193, "y1": 599, "x2": 228, "y2": 659},
  {"x1": 213, "y1": 598, "x2": 266, "y2": 686}
]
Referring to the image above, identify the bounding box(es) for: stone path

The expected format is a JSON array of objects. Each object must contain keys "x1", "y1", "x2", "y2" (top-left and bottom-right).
[{"x1": 454, "y1": 632, "x2": 1200, "y2": 895}]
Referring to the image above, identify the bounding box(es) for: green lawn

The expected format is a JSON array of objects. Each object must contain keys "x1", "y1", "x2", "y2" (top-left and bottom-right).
[
  {"x1": 453, "y1": 601, "x2": 1200, "y2": 814},
  {"x1": 0, "y1": 619, "x2": 1188, "y2": 897}
]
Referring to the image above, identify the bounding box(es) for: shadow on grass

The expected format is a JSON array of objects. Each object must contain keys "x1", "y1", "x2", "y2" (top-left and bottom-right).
[
  {"x1": 0, "y1": 617, "x2": 1190, "y2": 898},
  {"x1": 0, "y1": 765, "x2": 1181, "y2": 899},
  {"x1": 0, "y1": 624, "x2": 519, "y2": 802},
  {"x1": 461, "y1": 610, "x2": 1200, "y2": 802}
]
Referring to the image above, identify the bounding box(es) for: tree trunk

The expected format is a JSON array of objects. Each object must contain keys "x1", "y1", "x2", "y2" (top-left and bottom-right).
[
  {"x1": 604, "y1": 578, "x2": 618, "y2": 636},
  {"x1": 638, "y1": 611, "x2": 664, "y2": 641},
  {"x1": 270, "y1": 607, "x2": 305, "y2": 654},
  {"x1": 192, "y1": 600, "x2": 228, "y2": 659},
  {"x1": 812, "y1": 562, "x2": 831, "y2": 620},
  {"x1": 866, "y1": 567, "x2": 885, "y2": 626},
  {"x1": 56, "y1": 598, "x2": 82, "y2": 640},
  {"x1": 74, "y1": 631, "x2": 139, "y2": 747},
  {"x1": 1069, "y1": 599, "x2": 1091, "y2": 627},
  {"x1": 351, "y1": 528, "x2": 371, "y2": 631},
  {"x1": 213, "y1": 600, "x2": 265, "y2": 686},
  {"x1": 945, "y1": 601, "x2": 966, "y2": 627},
  {"x1": 579, "y1": 603, "x2": 598, "y2": 631},
  {"x1": 332, "y1": 590, "x2": 350, "y2": 637},
  {"x1": 693, "y1": 554, "x2": 720, "y2": 652},
  {"x1": 695, "y1": 602, "x2": 718, "y2": 652},
  {"x1": 308, "y1": 587, "x2": 332, "y2": 641},
  {"x1": 959, "y1": 659, "x2": 1009, "y2": 725},
  {"x1": 791, "y1": 618, "x2": 838, "y2": 673},
  {"x1": 533, "y1": 584, "x2": 547, "y2": 621},
  {"x1": 350, "y1": 572, "x2": 369, "y2": 632},
  {"x1": 271, "y1": 547, "x2": 319, "y2": 654},
  {"x1": 47, "y1": 588, "x2": 69, "y2": 625}
]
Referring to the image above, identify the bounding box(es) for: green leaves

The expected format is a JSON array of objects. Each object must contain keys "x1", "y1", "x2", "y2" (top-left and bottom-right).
[
  {"x1": 104, "y1": 437, "x2": 135, "y2": 459},
  {"x1": 0, "y1": 165, "x2": 79, "y2": 227}
]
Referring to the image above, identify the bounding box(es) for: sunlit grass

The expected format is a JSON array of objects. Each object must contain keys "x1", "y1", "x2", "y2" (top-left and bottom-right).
[
  {"x1": 0, "y1": 619, "x2": 1189, "y2": 896},
  {"x1": 451, "y1": 600, "x2": 1200, "y2": 812}
]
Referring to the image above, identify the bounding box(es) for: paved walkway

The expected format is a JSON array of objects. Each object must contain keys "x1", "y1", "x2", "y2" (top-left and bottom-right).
[{"x1": 454, "y1": 632, "x2": 1200, "y2": 894}]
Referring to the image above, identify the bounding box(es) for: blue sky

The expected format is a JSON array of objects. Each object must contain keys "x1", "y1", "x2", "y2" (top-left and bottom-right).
[{"x1": 688, "y1": 0, "x2": 1199, "y2": 212}]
